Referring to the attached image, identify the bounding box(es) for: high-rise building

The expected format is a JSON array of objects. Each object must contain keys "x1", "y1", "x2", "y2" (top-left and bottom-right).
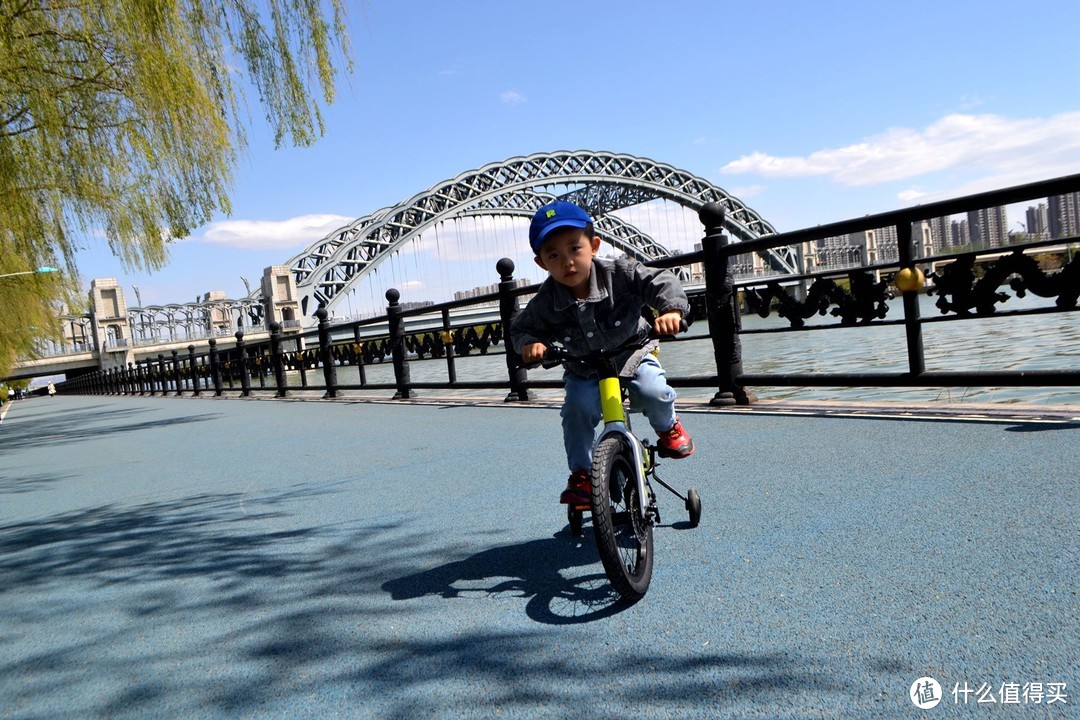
[
  {"x1": 951, "y1": 218, "x2": 970, "y2": 248},
  {"x1": 1048, "y1": 192, "x2": 1080, "y2": 240},
  {"x1": 928, "y1": 217, "x2": 950, "y2": 252},
  {"x1": 913, "y1": 220, "x2": 934, "y2": 258},
  {"x1": 967, "y1": 206, "x2": 1008, "y2": 248},
  {"x1": 812, "y1": 235, "x2": 863, "y2": 270},
  {"x1": 1025, "y1": 203, "x2": 1050, "y2": 240}
]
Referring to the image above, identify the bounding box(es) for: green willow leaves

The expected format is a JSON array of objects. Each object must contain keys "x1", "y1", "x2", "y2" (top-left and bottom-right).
[{"x1": 0, "y1": 0, "x2": 352, "y2": 374}]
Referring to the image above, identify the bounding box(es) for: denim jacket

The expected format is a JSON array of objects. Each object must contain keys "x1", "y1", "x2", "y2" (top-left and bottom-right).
[{"x1": 510, "y1": 256, "x2": 690, "y2": 378}]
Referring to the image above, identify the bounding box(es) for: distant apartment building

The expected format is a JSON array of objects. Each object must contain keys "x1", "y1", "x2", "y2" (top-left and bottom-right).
[
  {"x1": 850, "y1": 225, "x2": 899, "y2": 265},
  {"x1": 913, "y1": 220, "x2": 933, "y2": 258},
  {"x1": 686, "y1": 242, "x2": 763, "y2": 281},
  {"x1": 454, "y1": 278, "x2": 530, "y2": 303},
  {"x1": 811, "y1": 235, "x2": 863, "y2": 270},
  {"x1": 1026, "y1": 203, "x2": 1050, "y2": 240},
  {"x1": 952, "y1": 218, "x2": 971, "y2": 248},
  {"x1": 1048, "y1": 191, "x2": 1080, "y2": 240},
  {"x1": 967, "y1": 206, "x2": 1008, "y2": 248},
  {"x1": 928, "y1": 217, "x2": 951, "y2": 252}
]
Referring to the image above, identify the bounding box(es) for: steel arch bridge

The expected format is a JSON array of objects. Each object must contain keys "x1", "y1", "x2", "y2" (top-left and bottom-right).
[{"x1": 287, "y1": 150, "x2": 790, "y2": 321}]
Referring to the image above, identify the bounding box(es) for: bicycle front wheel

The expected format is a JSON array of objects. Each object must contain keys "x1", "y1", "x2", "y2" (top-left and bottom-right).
[{"x1": 591, "y1": 435, "x2": 653, "y2": 602}]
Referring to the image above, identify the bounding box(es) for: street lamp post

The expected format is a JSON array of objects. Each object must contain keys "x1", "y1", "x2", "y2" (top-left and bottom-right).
[{"x1": 0, "y1": 266, "x2": 59, "y2": 280}]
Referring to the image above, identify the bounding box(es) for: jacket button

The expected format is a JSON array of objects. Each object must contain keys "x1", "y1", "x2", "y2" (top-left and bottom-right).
[{"x1": 587, "y1": 332, "x2": 594, "y2": 338}]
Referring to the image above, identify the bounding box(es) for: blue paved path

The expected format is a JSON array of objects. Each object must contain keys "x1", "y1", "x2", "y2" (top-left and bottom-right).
[{"x1": 1, "y1": 395, "x2": 1076, "y2": 719}]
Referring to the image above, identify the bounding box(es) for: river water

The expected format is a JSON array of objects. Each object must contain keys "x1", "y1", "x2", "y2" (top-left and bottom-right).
[{"x1": 322, "y1": 292, "x2": 1080, "y2": 408}]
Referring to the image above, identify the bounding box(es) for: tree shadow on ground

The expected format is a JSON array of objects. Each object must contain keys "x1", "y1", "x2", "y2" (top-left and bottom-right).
[
  {"x1": 0, "y1": 470, "x2": 75, "y2": 495},
  {"x1": 0, "y1": 405, "x2": 221, "y2": 453},
  {"x1": 0, "y1": 482, "x2": 845, "y2": 720}
]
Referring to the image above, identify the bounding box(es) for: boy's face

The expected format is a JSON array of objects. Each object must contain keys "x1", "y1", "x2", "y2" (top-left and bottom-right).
[{"x1": 534, "y1": 228, "x2": 601, "y2": 298}]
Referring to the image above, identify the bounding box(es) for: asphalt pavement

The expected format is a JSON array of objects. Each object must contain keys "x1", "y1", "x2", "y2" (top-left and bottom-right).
[{"x1": 1, "y1": 394, "x2": 1076, "y2": 719}]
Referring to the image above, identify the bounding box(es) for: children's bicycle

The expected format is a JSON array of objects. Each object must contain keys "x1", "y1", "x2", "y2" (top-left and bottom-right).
[{"x1": 542, "y1": 333, "x2": 701, "y2": 603}]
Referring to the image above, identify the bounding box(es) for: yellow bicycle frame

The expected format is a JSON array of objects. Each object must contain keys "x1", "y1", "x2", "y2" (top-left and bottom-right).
[{"x1": 598, "y1": 375, "x2": 625, "y2": 424}]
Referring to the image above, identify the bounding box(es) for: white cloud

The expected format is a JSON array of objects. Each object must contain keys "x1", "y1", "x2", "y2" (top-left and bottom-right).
[
  {"x1": 199, "y1": 214, "x2": 355, "y2": 250},
  {"x1": 729, "y1": 184, "x2": 766, "y2": 198},
  {"x1": 500, "y1": 90, "x2": 526, "y2": 104},
  {"x1": 720, "y1": 111, "x2": 1080, "y2": 187},
  {"x1": 897, "y1": 188, "x2": 928, "y2": 202}
]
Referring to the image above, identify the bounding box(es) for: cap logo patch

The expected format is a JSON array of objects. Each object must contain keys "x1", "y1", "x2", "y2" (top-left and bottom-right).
[{"x1": 546, "y1": 209, "x2": 557, "y2": 218}]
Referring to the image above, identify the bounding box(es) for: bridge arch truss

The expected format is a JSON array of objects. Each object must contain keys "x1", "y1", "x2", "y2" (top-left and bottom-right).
[{"x1": 288, "y1": 150, "x2": 792, "y2": 320}]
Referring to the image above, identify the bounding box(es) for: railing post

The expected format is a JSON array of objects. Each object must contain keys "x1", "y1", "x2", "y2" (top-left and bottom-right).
[
  {"x1": 256, "y1": 347, "x2": 267, "y2": 389},
  {"x1": 269, "y1": 322, "x2": 288, "y2": 398},
  {"x1": 700, "y1": 202, "x2": 756, "y2": 406},
  {"x1": 235, "y1": 330, "x2": 251, "y2": 397},
  {"x1": 157, "y1": 354, "x2": 168, "y2": 395},
  {"x1": 296, "y1": 338, "x2": 308, "y2": 389},
  {"x1": 139, "y1": 360, "x2": 148, "y2": 395},
  {"x1": 145, "y1": 359, "x2": 155, "y2": 395},
  {"x1": 896, "y1": 221, "x2": 927, "y2": 376},
  {"x1": 353, "y1": 325, "x2": 368, "y2": 386},
  {"x1": 171, "y1": 349, "x2": 182, "y2": 396},
  {"x1": 497, "y1": 258, "x2": 529, "y2": 401},
  {"x1": 315, "y1": 308, "x2": 338, "y2": 398},
  {"x1": 208, "y1": 338, "x2": 223, "y2": 396},
  {"x1": 188, "y1": 345, "x2": 200, "y2": 397},
  {"x1": 441, "y1": 308, "x2": 456, "y2": 384},
  {"x1": 386, "y1": 289, "x2": 411, "y2": 399}
]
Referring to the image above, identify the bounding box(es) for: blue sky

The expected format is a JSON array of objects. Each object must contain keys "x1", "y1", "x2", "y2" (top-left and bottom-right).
[{"x1": 73, "y1": 0, "x2": 1080, "y2": 311}]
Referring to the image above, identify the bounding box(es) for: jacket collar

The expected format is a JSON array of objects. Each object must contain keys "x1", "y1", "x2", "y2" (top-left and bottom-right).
[{"x1": 551, "y1": 257, "x2": 609, "y2": 311}]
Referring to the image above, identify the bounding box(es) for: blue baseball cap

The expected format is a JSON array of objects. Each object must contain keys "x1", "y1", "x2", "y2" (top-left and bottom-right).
[{"x1": 528, "y1": 201, "x2": 592, "y2": 252}]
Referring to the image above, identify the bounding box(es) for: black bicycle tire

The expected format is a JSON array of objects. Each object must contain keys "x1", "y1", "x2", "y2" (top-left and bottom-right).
[{"x1": 591, "y1": 435, "x2": 653, "y2": 602}]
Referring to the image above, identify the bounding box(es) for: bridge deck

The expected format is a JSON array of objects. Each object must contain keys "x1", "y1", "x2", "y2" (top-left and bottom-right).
[{"x1": 1, "y1": 395, "x2": 1076, "y2": 718}]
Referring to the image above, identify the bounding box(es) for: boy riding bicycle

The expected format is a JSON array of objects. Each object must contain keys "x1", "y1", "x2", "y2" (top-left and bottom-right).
[{"x1": 511, "y1": 200, "x2": 695, "y2": 506}]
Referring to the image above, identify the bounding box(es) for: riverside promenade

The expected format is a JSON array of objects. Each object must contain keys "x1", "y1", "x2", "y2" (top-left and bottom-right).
[{"x1": 1, "y1": 393, "x2": 1076, "y2": 719}]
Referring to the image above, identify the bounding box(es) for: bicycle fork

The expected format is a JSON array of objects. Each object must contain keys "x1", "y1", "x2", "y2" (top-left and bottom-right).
[{"x1": 595, "y1": 375, "x2": 658, "y2": 526}]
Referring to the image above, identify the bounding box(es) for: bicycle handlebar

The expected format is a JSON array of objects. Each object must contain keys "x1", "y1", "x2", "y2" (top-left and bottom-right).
[{"x1": 538, "y1": 319, "x2": 688, "y2": 369}]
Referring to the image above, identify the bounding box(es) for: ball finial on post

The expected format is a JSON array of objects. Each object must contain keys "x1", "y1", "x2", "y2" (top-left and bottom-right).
[
  {"x1": 496, "y1": 257, "x2": 515, "y2": 280},
  {"x1": 698, "y1": 202, "x2": 726, "y2": 235}
]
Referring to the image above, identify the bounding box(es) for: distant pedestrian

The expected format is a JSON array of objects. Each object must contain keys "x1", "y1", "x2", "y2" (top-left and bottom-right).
[
  {"x1": 6, "y1": 387, "x2": 13, "y2": 403},
  {"x1": 47, "y1": 382, "x2": 56, "y2": 397}
]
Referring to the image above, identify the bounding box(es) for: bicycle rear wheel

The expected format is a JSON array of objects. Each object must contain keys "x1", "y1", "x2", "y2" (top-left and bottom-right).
[{"x1": 591, "y1": 435, "x2": 653, "y2": 602}]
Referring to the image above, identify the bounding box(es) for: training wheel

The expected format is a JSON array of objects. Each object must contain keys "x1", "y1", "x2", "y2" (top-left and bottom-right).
[
  {"x1": 685, "y1": 488, "x2": 701, "y2": 528},
  {"x1": 567, "y1": 505, "x2": 584, "y2": 536}
]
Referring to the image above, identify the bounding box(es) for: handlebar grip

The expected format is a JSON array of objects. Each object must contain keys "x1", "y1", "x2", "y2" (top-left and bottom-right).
[
  {"x1": 541, "y1": 348, "x2": 563, "y2": 369},
  {"x1": 651, "y1": 318, "x2": 689, "y2": 341}
]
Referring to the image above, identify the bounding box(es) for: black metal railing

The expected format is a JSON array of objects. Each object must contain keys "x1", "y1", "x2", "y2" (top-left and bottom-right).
[{"x1": 59, "y1": 173, "x2": 1080, "y2": 405}]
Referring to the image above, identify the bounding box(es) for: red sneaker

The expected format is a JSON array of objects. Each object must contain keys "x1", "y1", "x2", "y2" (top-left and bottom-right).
[
  {"x1": 560, "y1": 470, "x2": 591, "y2": 505},
  {"x1": 657, "y1": 418, "x2": 695, "y2": 458}
]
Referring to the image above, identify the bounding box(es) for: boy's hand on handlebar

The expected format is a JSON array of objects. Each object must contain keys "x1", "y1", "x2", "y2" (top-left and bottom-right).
[
  {"x1": 653, "y1": 311, "x2": 684, "y2": 336},
  {"x1": 521, "y1": 342, "x2": 548, "y2": 364}
]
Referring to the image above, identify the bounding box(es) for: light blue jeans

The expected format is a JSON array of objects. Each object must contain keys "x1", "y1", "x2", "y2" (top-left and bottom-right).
[{"x1": 561, "y1": 354, "x2": 677, "y2": 472}]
